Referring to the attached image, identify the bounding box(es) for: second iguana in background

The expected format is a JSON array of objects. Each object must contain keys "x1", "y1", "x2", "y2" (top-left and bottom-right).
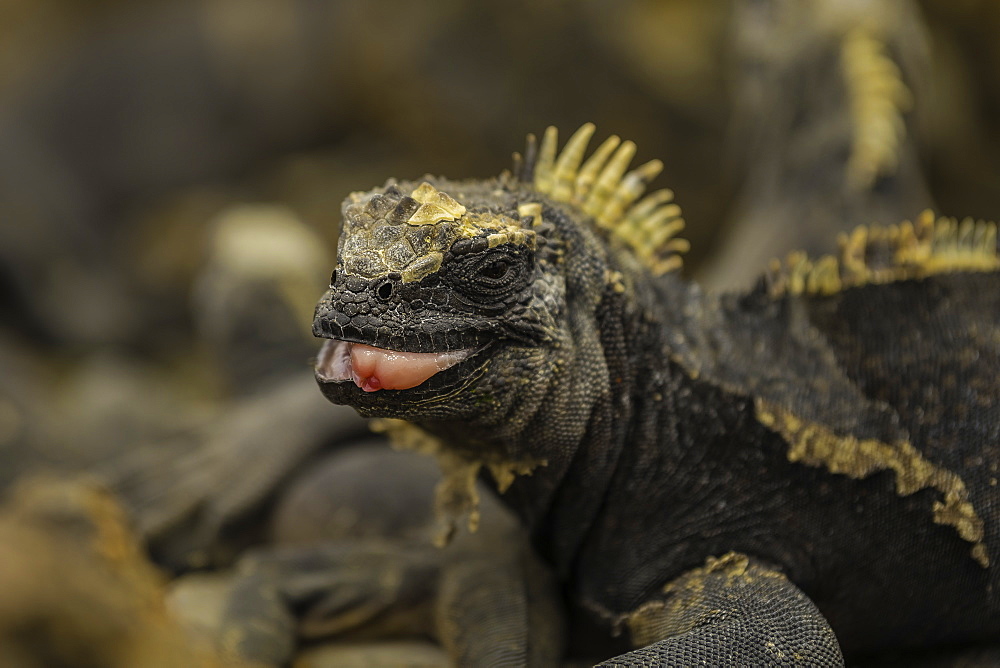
[{"x1": 310, "y1": 123, "x2": 1000, "y2": 666}]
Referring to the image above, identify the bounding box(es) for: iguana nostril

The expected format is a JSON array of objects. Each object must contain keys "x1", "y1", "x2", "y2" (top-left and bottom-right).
[
  {"x1": 329, "y1": 269, "x2": 338, "y2": 287},
  {"x1": 375, "y1": 279, "x2": 394, "y2": 301}
]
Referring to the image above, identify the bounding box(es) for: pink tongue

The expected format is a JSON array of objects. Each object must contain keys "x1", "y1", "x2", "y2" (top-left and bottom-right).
[{"x1": 350, "y1": 343, "x2": 471, "y2": 392}]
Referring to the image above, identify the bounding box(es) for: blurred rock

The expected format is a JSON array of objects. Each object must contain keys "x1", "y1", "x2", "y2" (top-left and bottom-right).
[
  {"x1": 0, "y1": 475, "x2": 242, "y2": 667},
  {"x1": 105, "y1": 375, "x2": 369, "y2": 571},
  {"x1": 193, "y1": 204, "x2": 331, "y2": 393},
  {"x1": 293, "y1": 641, "x2": 448, "y2": 668},
  {"x1": 167, "y1": 571, "x2": 238, "y2": 645}
]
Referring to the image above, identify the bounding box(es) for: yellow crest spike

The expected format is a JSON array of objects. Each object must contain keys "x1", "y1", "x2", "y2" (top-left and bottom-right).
[
  {"x1": 652, "y1": 256, "x2": 683, "y2": 275},
  {"x1": 534, "y1": 126, "x2": 559, "y2": 194},
  {"x1": 623, "y1": 189, "x2": 675, "y2": 227},
  {"x1": 523, "y1": 124, "x2": 688, "y2": 275},
  {"x1": 638, "y1": 204, "x2": 682, "y2": 236},
  {"x1": 646, "y1": 217, "x2": 685, "y2": 249},
  {"x1": 598, "y1": 160, "x2": 664, "y2": 227},
  {"x1": 663, "y1": 238, "x2": 691, "y2": 253},
  {"x1": 842, "y1": 28, "x2": 913, "y2": 190},
  {"x1": 769, "y1": 210, "x2": 1000, "y2": 297},
  {"x1": 978, "y1": 220, "x2": 997, "y2": 255},
  {"x1": 551, "y1": 123, "x2": 596, "y2": 202},
  {"x1": 574, "y1": 135, "x2": 621, "y2": 204},
  {"x1": 584, "y1": 141, "x2": 637, "y2": 220}
]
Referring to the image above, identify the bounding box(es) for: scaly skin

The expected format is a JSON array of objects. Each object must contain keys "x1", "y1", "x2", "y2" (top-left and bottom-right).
[{"x1": 312, "y1": 127, "x2": 1000, "y2": 665}]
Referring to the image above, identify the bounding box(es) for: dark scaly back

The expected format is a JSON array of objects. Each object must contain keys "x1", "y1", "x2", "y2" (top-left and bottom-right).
[
  {"x1": 782, "y1": 217, "x2": 1000, "y2": 594},
  {"x1": 634, "y1": 218, "x2": 999, "y2": 653}
]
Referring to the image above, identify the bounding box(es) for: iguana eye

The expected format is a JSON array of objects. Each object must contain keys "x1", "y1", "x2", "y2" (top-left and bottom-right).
[
  {"x1": 480, "y1": 259, "x2": 511, "y2": 281},
  {"x1": 443, "y1": 246, "x2": 532, "y2": 302}
]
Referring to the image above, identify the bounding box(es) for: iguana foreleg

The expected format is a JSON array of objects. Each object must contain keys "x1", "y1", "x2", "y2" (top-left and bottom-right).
[{"x1": 599, "y1": 553, "x2": 843, "y2": 667}]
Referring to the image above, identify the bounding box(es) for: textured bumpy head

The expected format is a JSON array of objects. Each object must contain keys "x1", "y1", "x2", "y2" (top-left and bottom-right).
[
  {"x1": 312, "y1": 125, "x2": 684, "y2": 426},
  {"x1": 336, "y1": 181, "x2": 537, "y2": 284},
  {"x1": 313, "y1": 177, "x2": 555, "y2": 413}
]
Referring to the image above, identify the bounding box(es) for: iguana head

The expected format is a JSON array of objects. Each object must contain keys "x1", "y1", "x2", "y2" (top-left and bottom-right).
[
  {"x1": 313, "y1": 176, "x2": 557, "y2": 418},
  {"x1": 313, "y1": 125, "x2": 686, "y2": 435}
]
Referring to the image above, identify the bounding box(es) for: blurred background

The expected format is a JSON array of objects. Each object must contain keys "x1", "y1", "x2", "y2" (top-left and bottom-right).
[{"x1": 1, "y1": 0, "x2": 999, "y2": 664}]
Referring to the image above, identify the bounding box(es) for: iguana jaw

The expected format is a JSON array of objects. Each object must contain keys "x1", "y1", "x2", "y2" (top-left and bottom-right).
[{"x1": 316, "y1": 339, "x2": 476, "y2": 392}]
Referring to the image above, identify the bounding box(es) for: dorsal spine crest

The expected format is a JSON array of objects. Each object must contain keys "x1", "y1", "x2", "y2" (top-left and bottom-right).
[
  {"x1": 523, "y1": 124, "x2": 688, "y2": 276},
  {"x1": 841, "y1": 27, "x2": 913, "y2": 190},
  {"x1": 769, "y1": 210, "x2": 1000, "y2": 296}
]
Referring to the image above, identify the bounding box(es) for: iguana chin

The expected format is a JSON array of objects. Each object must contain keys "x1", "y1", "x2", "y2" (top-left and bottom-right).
[{"x1": 312, "y1": 123, "x2": 1000, "y2": 665}]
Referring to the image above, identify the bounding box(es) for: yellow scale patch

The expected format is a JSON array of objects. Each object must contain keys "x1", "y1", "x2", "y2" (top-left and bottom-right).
[
  {"x1": 371, "y1": 418, "x2": 546, "y2": 548},
  {"x1": 407, "y1": 182, "x2": 467, "y2": 225},
  {"x1": 406, "y1": 183, "x2": 536, "y2": 246},
  {"x1": 756, "y1": 399, "x2": 989, "y2": 567},
  {"x1": 380, "y1": 182, "x2": 536, "y2": 283},
  {"x1": 620, "y1": 552, "x2": 798, "y2": 654}
]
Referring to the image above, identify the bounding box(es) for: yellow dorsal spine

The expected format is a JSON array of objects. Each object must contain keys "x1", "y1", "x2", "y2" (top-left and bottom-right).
[
  {"x1": 769, "y1": 210, "x2": 1000, "y2": 297},
  {"x1": 528, "y1": 124, "x2": 687, "y2": 276}
]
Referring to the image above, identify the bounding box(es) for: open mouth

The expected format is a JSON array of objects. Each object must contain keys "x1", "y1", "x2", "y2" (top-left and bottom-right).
[{"x1": 316, "y1": 339, "x2": 476, "y2": 392}]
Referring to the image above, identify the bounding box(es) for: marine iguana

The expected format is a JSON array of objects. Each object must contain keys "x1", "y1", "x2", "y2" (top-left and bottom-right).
[{"x1": 311, "y1": 124, "x2": 1000, "y2": 665}]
